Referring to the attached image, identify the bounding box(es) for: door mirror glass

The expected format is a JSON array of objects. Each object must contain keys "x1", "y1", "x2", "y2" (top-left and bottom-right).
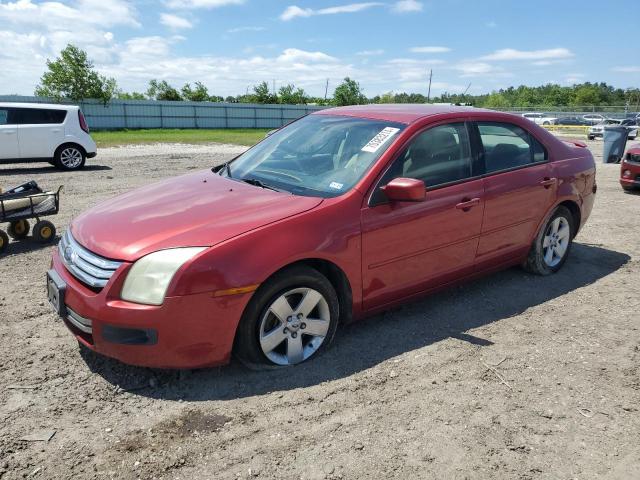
[{"x1": 381, "y1": 177, "x2": 426, "y2": 202}]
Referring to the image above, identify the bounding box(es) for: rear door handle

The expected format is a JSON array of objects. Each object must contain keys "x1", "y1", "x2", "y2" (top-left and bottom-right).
[
  {"x1": 455, "y1": 197, "x2": 481, "y2": 211},
  {"x1": 540, "y1": 177, "x2": 557, "y2": 188}
]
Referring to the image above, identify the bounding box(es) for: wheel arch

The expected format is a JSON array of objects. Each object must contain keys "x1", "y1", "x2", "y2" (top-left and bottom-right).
[
  {"x1": 54, "y1": 142, "x2": 86, "y2": 159},
  {"x1": 533, "y1": 198, "x2": 582, "y2": 243},
  {"x1": 255, "y1": 258, "x2": 354, "y2": 325}
]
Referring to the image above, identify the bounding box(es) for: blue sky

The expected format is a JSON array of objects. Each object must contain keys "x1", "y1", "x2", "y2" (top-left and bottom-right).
[{"x1": 1, "y1": 0, "x2": 638, "y2": 98}]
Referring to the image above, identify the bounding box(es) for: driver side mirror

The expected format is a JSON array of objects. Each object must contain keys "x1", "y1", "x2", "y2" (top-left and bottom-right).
[{"x1": 380, "y1": 177, "x2": 426, "y2": 202}]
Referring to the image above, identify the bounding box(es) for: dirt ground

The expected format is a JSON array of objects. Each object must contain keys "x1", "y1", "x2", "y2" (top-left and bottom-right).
[{"x1": 0, "y1": 139, "x2": 639, "y2": 480}]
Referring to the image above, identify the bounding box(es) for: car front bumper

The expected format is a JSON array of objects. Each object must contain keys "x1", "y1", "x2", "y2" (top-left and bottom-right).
[{"x1": 49, "y1": 248, "x2": 251, "y2": 369}]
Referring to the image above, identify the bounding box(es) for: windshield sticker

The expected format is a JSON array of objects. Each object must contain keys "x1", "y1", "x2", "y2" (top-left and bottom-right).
[
  {"x1": 329, "y1": 182, "x2": 344, "y2": 190},
  {"x1": 361, "y1": 127, "x2": 400, "y2": 153}
]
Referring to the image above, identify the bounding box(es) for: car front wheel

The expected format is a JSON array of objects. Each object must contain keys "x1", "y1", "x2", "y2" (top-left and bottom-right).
[
  {"x1": 235, "y1": 266, "x2": 339, "y2": 368},
  {"x1": 524, "y1": 206, "x2": 574, "y2": 275}
]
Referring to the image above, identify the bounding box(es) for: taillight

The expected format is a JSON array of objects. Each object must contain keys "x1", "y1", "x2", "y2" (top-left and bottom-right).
[{"x1": 78, "y1": 110, "x2": 89, "y2": 133}]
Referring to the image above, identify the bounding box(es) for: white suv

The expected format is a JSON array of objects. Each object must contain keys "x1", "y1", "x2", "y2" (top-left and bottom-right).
[{"x1": 0, "y1": 103, "x2": 97, "y2": 170}]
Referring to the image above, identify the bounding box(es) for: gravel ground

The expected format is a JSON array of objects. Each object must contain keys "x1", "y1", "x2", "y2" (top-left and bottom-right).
[{"x1": 0, "y1": 139, "x2": 639, "y2": 480}]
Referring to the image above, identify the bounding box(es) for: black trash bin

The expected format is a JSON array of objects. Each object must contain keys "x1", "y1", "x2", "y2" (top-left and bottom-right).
[{"x1": 603, "y1": 125, "x2": 628, "y2": 163}]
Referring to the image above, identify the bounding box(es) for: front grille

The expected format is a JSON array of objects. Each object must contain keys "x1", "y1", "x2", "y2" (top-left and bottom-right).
[{"x1": 58, "y1": 230, "x2": 122, "y2": 289}]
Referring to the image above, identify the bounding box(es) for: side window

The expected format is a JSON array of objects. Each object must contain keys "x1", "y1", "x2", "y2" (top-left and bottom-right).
[
  {"x1": 371, "y1": 123, "x2": 473, "y2": 204},
  {"x1": 0, "y1": 109, "x2": 8, "y2": 125},
  {"x1": 477, "y1": 122, "x2": 546, "y2": 173},
  {"x1": 15, "y1": 108, "x2": 67, "y2": 124}
]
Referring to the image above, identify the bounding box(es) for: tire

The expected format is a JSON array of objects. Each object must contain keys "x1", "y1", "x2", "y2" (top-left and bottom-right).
[
  {"x1": 54, "y1": 144, "x2": 86, "y2": 171},
  {"x1": 543, "y1": 121, "x2": 550, "y2": 126},
  {"x1": 0, "y1": 230, "x2": 8, "y2": 254},
  {"x1": 7, "y1": 220, "x2": 30, "y2": 240},
  {"x1": 33, "y1": 220, "x2": 56, "y2": 243},
  {"x1": 524, "y1": 206, "x2": 574, "y2": 275},
  {"x1": 588, "y1": 135, "x2": 595, "y2": 140},
  {"x1": 235, "y1": 266, "x2": 340, "y2": 369}
]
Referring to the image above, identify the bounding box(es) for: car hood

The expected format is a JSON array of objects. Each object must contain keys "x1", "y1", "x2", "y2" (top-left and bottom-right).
[{"x1": 71, "y1": 170, "x2": 323, "y2": 262}]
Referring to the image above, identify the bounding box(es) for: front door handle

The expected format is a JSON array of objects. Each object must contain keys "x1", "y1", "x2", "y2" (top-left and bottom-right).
[
  {"x1": 455, "y1": 197, "x2": 481, "y2": 211},
  {"x1": 540, "y1": 177, "x2": 557, "y2": 188}
]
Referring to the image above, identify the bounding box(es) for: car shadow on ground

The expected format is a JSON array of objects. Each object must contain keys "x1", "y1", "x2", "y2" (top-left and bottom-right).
[
  {"x1": 0, "y1": 165, "x2": 111, "y2": 175},
  {"x1": 80, "y1": 242, "x2": 630, "y2": 401}
]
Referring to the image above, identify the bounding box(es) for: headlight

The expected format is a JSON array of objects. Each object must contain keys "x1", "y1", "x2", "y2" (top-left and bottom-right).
[{"x1": 121, "y1": 247, "x2": 206, "y2": 305}]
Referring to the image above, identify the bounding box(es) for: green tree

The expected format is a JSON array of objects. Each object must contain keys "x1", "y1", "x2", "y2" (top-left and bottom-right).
[
  {"x1": 253, "y1": 81, "x2": 277, "y2": 104},
  {"x1": 333, "y1": 77, "x2": 367, "y2": 106},
  {"x1": 146, "y1": 79, "x2": 182, "y2": 101},
  {"x1": 116, "y1": 91, "x2": 146, "y2": 100},
  {"x1": 35, "y1": 44, "x2": 117, "y2": 104},
  {"x1": 278, "y1": 84, "x2": 308, "y2": 104},
  {"x1": 181, "y1": 81, "x2": 210, "y2": 102},
  {"x1": 377, "y1": 92, "x2": 395, "y2": 104}
]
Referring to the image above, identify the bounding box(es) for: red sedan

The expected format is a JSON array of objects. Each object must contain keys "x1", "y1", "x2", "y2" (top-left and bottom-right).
[
  {"x1": 620, "y1": 145, "x2": 640, "y2": 191},
  {"x1": 47, "y1": 105, "x2": 596, "y2": 369}
]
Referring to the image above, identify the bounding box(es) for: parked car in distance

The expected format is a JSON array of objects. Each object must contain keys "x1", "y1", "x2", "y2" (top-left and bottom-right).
[
  {"x1": 620, "y1": 146, "x2": 640, "y2": 191},
  {"x1": 555, "y1": 116, "x2": 592, "y2": 126},
  {"x1": 581, "y1": 114, "x2": 607, "y2": 125},
  {"x1": 0, "y1": 103, "x2": 96, "y2": 170},
  {"x1": 521, "y1": 112, "x2": 558, "y2": 125},
  {"x1": 588, "y1": 118, "x2": 638, "y2": 140},
  {"x1": 47, "y1": 105, "x2": 597, "y2": 369}
]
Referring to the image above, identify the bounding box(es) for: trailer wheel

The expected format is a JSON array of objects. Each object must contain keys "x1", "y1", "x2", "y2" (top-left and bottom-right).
[
  {"x1": 8, "y1": 220, "x2": 30, "y2": 240},
  {"x1": 33, "y1": 220, "x2": 56, "y2": 243},
  {"x1": 0, "y1": 230, "x2": 8, "y2": 254}
]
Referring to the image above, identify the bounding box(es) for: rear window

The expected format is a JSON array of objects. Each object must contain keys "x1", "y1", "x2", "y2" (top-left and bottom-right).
[
  {"x1": 14, "y1": 108, "x2": 67, "y2": 125},
  {"x1": 0, "y1": 109, "x2": 8, "y2": 125}
]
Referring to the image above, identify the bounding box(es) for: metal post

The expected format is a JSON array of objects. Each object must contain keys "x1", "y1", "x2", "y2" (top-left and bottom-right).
[
  {"x1": 224, "y1": 105, "x2": 228, "y2": 129},
  {"x1": 159, "y1": 103, "x2": 164, "y2": 128},
  {"x1": 194, "y1": 105, "x2": 198, "y2": 129},
  {"x1": 123, "y1": 102, "x2": 129, "y2": 129}
]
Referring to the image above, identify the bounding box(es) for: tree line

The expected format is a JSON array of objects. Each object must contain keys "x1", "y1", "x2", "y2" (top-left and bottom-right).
[{"x1": 33, "y1": 45, "x2": 640, "y2": 109}]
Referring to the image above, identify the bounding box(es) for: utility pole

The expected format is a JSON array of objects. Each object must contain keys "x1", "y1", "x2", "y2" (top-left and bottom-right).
[
  {"x1": 427, "y1": 69, "x2": 432, "y2": 103},
  {"x1": 324, "y1": 78, "x2": 329, "y2": 101},
  {"x1": 272, "y1": 79, "x2": 276, "y2": 95}
]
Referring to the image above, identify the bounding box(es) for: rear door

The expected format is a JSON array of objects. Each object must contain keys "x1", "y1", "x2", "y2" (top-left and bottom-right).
[
  {"x1": 473, "y1": 121, "x2": 555, "y2": 269},
  {"x1": 16, "y1": 108, "x2": 67, "y2": 158},
  {"x1": 361, "y1": 121, "x2": 484, "y2": 309},
  {"x1": 0, "y1": 108, "x2": 19, "y2": 159}
]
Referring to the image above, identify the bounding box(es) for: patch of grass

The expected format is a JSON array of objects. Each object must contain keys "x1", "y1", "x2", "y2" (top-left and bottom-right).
[{"x1": 92, "y1": 129, "x2": 271, "y2": 148}]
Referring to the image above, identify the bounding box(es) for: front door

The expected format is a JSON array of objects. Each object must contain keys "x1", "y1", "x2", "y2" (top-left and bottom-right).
[
  {"x1": 361, "y1": 122, "x2": 484, "y2": 310},
  {"x1": 0, "y1": 108, "x2": 19, "y2": 159},
  {"x1": 473, "y1": 121, "x2": 556, "y2": 268}
]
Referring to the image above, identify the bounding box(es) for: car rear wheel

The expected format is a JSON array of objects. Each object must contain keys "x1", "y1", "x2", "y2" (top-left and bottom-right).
[
  {"x1": 55, "y1": 145, "x2": 86, "y2": 171},
  {"x1": 235, "y1": 266, "x2": 339, "y2": 369},
  {"x1": 524, "y1": 206, "x2": 574, "y2": 275}
]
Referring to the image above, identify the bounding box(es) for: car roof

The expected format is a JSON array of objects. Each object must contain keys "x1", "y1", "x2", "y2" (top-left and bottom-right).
[
  {"x1": 313, "y1": 104, "x2": 486, "y2": 124},
  {"x1": 0, "y1": 102, "x2": 78, "y2": 110}
]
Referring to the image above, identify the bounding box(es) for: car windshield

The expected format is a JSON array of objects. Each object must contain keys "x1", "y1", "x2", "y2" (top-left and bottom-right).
[{"x1": 221, "y1": 114, "x2": 405, "y2": 197}]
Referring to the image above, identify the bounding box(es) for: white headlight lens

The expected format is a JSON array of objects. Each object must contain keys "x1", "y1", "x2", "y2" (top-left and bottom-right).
[{"x1": 121, "y1": 247, "x2": 206, "y2": 305}]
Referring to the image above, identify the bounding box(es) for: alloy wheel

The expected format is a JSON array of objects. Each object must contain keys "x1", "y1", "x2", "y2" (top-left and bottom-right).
[
  {"x1": 60, "y1": 148, "x2": 83, "y2": 169},
  {"x1": 542, "y1": 217, "x2": 570, "y2": 267},
  {"x1": 259, "y1": 287, "x2": 331, "y2": 366}
]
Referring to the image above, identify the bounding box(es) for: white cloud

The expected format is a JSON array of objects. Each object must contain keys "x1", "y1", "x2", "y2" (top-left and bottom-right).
[
  {"x1": 277, "y1": 48, "x2": 338, "y2": 63},
  {"x1": 392, "y1": 0, "x2": 423, "y2": 13},
  {"x1": 480, "y1": 48, "x2": 573, "y2": 61},
  {"x1": 612, "y1": 66, "x2": 640, "y2": 73},
  {"x1": 160, "y1": 13, "x2": 193, "y2": 30},
  {"x1": 454, "y1": 61, "x2": 496, "y2": 77},
  {"x1": 280, "y1": 2, "x2": 383, "y2": 21},
  {"x1": 410, "y1": 46, "x2": 451, "y2": 54},
  {"x1": 388, "y1": 58, "x2": 445, "y2": 65},
  {"x1": 0, "y1": 0, "x2": 140, "y2": 28},
  {"x1": 227, "y1": 26, "x2": 265, "y2": 33},
  {"x1": 165, "y1": 0, "x2": 244, "y2": 9},
  {"x1": 357, "y1": 49, "x2": 385, "y2": 56},
  {"x1": 485, "y1": 21, "x2": 497, "y2": 28}
]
